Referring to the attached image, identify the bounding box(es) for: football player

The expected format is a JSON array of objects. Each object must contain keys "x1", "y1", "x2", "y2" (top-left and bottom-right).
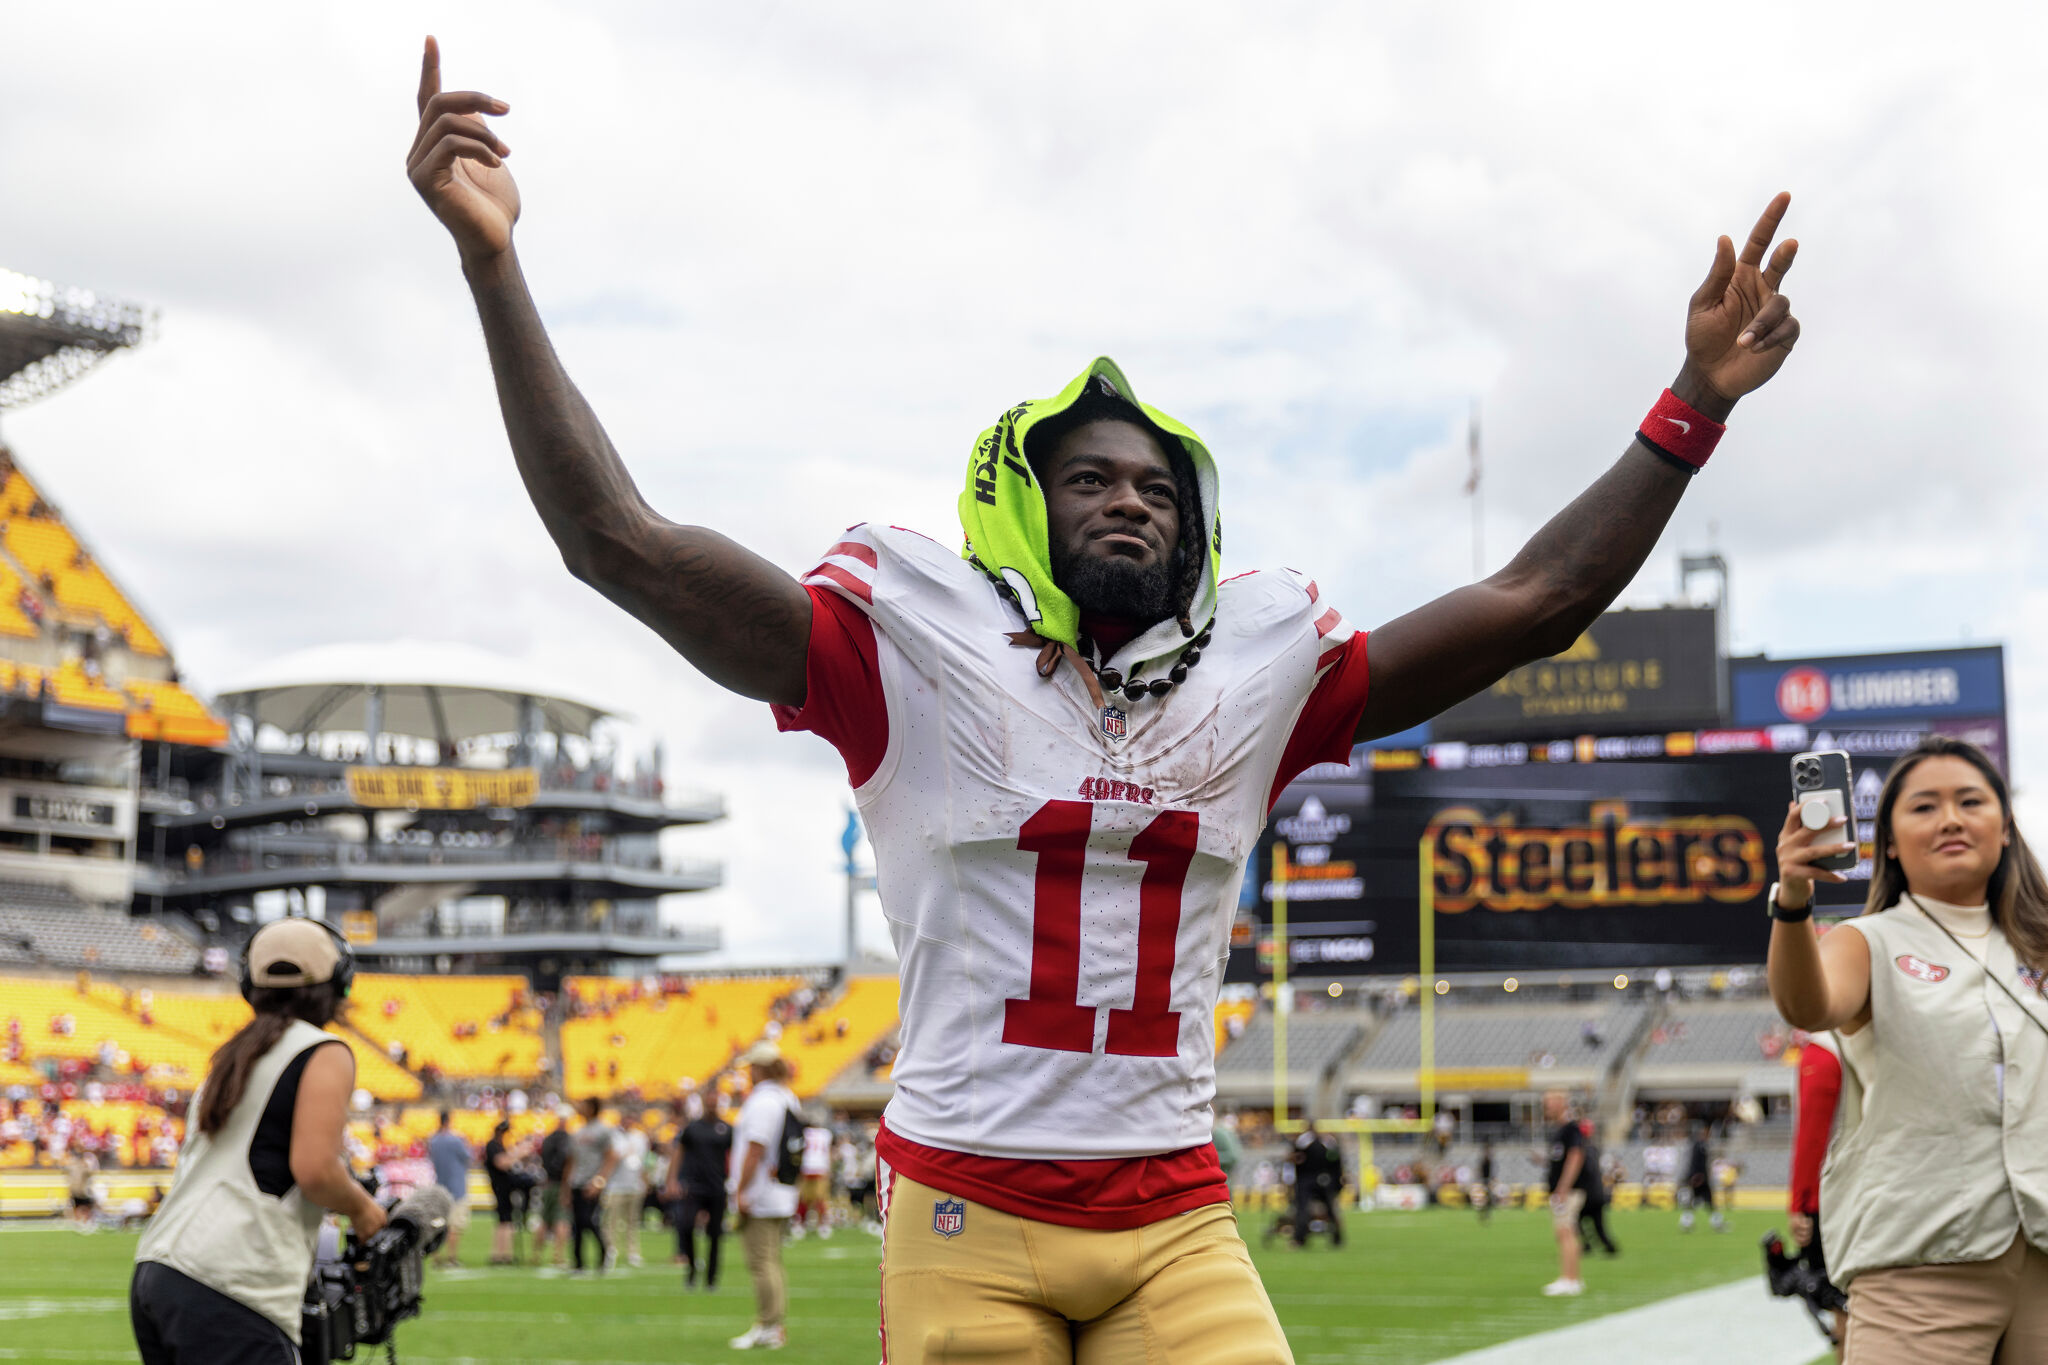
[{"x1": 406, "y1": 37, "x2": 1801, "y2": 1363}]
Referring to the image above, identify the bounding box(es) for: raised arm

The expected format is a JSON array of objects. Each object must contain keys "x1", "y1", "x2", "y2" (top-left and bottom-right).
[
  {"x1": 405, "y1": 38, "x2": 809, "y2": 705},
  {"x1": 1357, "y1": 195, "x2": 1801, "y2": 741}
]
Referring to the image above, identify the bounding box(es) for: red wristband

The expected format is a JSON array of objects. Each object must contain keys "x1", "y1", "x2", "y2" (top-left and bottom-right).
[{"x1": 1636, "y1": 389, "x2": 1725, "y2": 471}]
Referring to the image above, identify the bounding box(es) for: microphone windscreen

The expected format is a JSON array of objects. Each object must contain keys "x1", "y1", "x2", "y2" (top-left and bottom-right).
[{"x1": 388, "y1": 1183, "x2": 454, "y2": 1247}]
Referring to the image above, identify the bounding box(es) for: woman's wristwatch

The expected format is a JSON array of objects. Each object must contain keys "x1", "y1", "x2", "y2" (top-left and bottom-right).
[{"x1": 1766, "y1": 882, "x2": 1813, "y2": 922}]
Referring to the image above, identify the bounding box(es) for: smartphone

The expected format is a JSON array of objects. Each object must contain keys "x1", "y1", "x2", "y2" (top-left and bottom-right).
[{"x1": 1790, "y1": 750, "x2": 1857, "y2": 874}]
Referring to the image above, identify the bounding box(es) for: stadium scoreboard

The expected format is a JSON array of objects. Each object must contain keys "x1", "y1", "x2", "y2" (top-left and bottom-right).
[{"x1": 1234, "y1": 640, "x2": 2007, "y2": 978}]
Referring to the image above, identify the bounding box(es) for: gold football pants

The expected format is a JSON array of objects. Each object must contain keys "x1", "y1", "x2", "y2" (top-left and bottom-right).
[{"x1": 879, "y1": 1170, "x2": 1293, "y2": 1364}]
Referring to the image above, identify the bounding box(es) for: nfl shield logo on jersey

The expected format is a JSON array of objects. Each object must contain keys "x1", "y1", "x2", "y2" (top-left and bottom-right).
[
  {"x1": 1101, "y1": 706, "x2": 1128, "y2": 740},
  {"x1": 932, "y1": 1199, "x2": 965, "y2": 1238}
]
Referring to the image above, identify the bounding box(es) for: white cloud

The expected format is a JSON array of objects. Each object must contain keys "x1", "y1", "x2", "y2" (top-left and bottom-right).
[{"x1": 3, "y1": 1, "x2": 2043, "y2": 960}]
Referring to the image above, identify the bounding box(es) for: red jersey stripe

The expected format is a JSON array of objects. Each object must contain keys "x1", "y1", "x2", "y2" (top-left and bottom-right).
[
  {"x1": 806, "y1": 562, "x2": 875, "y2": 605},
  {"x1": 1313, "y1": 607, "x2": 1342, "y2": 638},
  {"x1": 823, "y1": 540, "x2": 881, "y2": 569}
]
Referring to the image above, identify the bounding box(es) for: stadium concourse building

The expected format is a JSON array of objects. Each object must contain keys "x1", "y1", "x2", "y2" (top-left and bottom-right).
[{"x1": 132, "y1": 642, "x2": 725, "y2": 986}]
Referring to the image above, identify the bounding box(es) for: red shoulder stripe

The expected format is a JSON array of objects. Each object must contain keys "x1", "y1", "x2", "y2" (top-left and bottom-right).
[
  {"x1": 806, "y1": 563, "x2": 874, "y2": 605},
  {"x1": 1313, "y1": 607, "x2": 1342, "y2": 638},
  {"x1": 823, "y1": 540, "x2": 880, "y2": 569}
]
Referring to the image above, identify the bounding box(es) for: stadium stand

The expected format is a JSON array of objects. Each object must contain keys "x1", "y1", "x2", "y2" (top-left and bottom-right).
[
  {"x1": 772, "y1": 975, "x2": 900, "y2": 1099},
  {"x1": 0, "y1": 889, "x2": 201, "y2": 974},
  {"x1": 0, "y1": 975, "x2": 422, "y2": 1101},
  {"x1": 1637, "y1": 1002, "x2": 1791, "y2": 1068},
  {"x1": 1350, "y1": 1000, "x2": 1650, "y2": 1078},
  {"x1": 558, "y1": 975, "x2": 804, "y2": 1100},
  {"x1": 0, "y1": 483, "x2": 165, "y2": 656},
  {"x1": 344, "y1": 973, "x2": 545, "y2": 1079}
]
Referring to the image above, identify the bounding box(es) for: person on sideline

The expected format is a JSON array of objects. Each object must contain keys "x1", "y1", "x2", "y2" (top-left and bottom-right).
[
  {"x1": 564, "y1": 1097, "x2": 621, "y2": 1275},
  {"x1": 1678, "y1": 1121, "x2": 1724, "y2": 1233},
  {"x1": 1789, "y1": 1028, "x2": 1846, "y2": 1348},
  {"x1": 1768, "y1": 736, "x2": 2048, "y2": 1361},
  {"x1": 1541, "y1": 1091, "x2": 1587, "y2": 1297},
  {"x1": 603, "y1": 1118, "x2": 651, "y2": 1267},
  {"x1": 664, "y1": 1092, "x2": 733, "y2": 1289},
  {"x1": 534, "y1": 1105, "x2": 574, "y2": 1268},
  {"x1": 482, "y1": 1119, "x2": 532, "y2": 1265},
  {"x1": 426, "y1": 1110, "x2": 472, "y2": 1267},
  {"x1": 730, "y1": 1042, "x2": 801, "y2": 1351},
  {"x1": 131, "y1": 919, "x2": 387, "y2": 1362}
]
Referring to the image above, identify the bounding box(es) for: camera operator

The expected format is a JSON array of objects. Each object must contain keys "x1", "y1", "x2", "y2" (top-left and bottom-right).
[
  {"x1": 1768, "y1": 736, "x2": 2048, "y2": 1361},
  {"x1": 131, "y1": 919, "x2": 386, "y2": 1363}
]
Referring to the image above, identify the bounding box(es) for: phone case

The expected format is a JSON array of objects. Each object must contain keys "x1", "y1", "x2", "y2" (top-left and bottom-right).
[{"x1": 1790, "y1": 749, "x2": 1858, "y2": 874}]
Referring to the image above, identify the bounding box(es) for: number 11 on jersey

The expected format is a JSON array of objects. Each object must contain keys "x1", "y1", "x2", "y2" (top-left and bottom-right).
[{"x1": 1001, "y1": 799, "x2": 1199, "y2": 1058}]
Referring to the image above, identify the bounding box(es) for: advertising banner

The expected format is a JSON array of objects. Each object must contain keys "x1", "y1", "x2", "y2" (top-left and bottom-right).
[
  {"x1": 346, "y1": 766, "x2": 539, "y2": 809},
  {"x1": 1729, "y1": 647, "x2": 2004, "y2": 729},
  {"x1": 1430, "y1": 607, "x2": 1720, "y2": 742}
]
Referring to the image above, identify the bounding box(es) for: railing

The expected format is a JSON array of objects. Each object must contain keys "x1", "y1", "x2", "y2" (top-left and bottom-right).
[
  {"x1": 141, "y1": 767, "x2": 723, "y2": 817},
  {"x1": 148, "y1": 843, "x2": 721, "y2": 883}
]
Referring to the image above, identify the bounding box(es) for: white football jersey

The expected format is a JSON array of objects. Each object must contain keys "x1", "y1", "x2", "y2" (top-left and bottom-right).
[
  {"x1": 798, "y1": 525, "x2": 1358, "y2": 1160},
  {"x1": 800, "y1": 1125, "x2": 833, "y2": 1177}
]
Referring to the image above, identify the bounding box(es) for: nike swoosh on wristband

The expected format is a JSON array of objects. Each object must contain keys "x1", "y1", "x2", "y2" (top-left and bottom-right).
[{"x1": 1658, "y1": 416, "x2": 1692, "y2": 435}]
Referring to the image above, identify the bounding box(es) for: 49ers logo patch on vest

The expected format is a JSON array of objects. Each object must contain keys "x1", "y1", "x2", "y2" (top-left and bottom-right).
[{"x1": 1894, "y1": 954, "x2": 1951, "y2": 983}]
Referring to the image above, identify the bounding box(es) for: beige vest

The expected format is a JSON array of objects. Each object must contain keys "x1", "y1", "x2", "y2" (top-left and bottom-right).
[
  {"x1": 1821, "y1": 901, "x2": 2048, "y2": 1286},
  {"x1": 136, "y1": 1019, "x2": 337, "y2": 1340}
]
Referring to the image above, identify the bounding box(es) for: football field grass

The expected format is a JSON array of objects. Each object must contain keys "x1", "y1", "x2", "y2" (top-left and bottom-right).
[{"x1": 0, "y1": 1207, "x2": 1803, "y2": 1364}]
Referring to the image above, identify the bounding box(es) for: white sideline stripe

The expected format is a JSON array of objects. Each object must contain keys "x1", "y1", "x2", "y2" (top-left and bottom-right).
[{"x1": 1427, "y1": 1277, "x2": 1822, "y2": 1365}]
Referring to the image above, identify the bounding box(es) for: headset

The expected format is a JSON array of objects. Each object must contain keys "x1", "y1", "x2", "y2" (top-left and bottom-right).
[{"x1": 238, "y1": 916, "x2": 357, "y2": 1004}]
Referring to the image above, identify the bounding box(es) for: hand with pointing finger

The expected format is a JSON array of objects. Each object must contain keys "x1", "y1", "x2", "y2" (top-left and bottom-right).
[
  {"x1": 407, "y1": 36, "x2": 519, "y2": 265},
  {"x1": 1677, "y1": 193, "x2": 1801, "y2": 416}
]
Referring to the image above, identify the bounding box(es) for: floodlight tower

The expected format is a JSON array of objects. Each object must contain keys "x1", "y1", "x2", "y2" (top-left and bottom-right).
[{"x1": 0, "y1": 267, "x2": 153, "y2": 415}]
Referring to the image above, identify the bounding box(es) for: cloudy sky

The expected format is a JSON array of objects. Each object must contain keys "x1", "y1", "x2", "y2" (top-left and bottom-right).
[{"x1": 2, "y1": 2, "x2": 2040, "y2": 963}]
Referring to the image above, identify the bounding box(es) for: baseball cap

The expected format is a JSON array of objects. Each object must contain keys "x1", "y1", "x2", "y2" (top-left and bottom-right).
[
  {"x1": 247, "y1": 919, "x2": 345, "y2": 988},
  {"x1": 738, "y1": 1040, "x2": 783, "y2": 1067}
]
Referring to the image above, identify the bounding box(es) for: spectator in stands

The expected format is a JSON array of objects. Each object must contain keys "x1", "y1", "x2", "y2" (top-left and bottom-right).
[
  {"x1": 564, "y1": 1097, "x2": 621, "y2": 1275},
  {"x1": 729, "y1": 1042, "x2": 800, "y2": 1351},
  {"x1": 535, "y1": 1106, "x2": 575, "y2": 1268},
  {"x1": 1768, "y1": 735, "x2": 2048, "y2": 1359},
  {"x1": 1541, "y1": 1090, "x2": 1587, "y2": 1297},
  {"x1": 427, "y1": 1110, "x2": 473, "y2": 1268},
  {"x1": 603, "y1": 1119, "x2": 650, "y2": 1268},
  {"x1": 132, "y1": 919, "x2": 386, "y2": 1362},
  {"x1": 664, "y1": 1091, "x2": 732, "y2": 1290}
]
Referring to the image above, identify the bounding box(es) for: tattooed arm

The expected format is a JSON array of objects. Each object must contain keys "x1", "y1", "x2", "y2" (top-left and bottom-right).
[
  {"x1": 1356, "y1": 195, "x2": 1803, "y2": 742},
  {"x1": 406, "y1": 39, "x2": 808, "y2": 705}
]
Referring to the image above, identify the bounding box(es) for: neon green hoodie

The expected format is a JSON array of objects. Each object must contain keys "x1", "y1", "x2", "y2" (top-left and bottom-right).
[{"x1": 956, "y1": 357, "x2": 1221, "y2": 670}]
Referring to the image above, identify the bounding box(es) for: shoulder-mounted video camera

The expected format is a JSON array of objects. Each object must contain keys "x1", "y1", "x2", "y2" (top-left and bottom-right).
[
  {"x1": 302, "y1": 1183, "x2": 452, "y2": 1362},
  {"x1": 1761, "y1": 1230, "x2": 1848, "y2": 1342}
]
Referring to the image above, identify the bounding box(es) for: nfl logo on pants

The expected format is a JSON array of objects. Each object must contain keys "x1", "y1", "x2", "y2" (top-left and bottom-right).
[{"x1": 932, "y1": 1199, "x2": 965, "y2": 1238}]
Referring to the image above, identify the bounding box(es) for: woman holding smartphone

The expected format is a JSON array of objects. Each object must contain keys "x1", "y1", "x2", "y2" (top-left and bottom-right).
[{"x1": 1767, "y1": 735, "x2": 2048, "y2": 1362}]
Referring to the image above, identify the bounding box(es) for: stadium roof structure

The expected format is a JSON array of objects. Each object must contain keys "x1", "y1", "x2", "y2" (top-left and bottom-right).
[
  {"x1": 0, "y1": 267, "x2": 152, "y2": 409},
  {"x1": 217, "y1": 639, "x2": 619, "y2": 743}
]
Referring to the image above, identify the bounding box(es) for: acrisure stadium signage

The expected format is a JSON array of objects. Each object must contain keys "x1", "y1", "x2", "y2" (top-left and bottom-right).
[
  {"x1": 346, "y1": 766, "x2": 539, "y2": 809},
  {"x1": 1430, "y1": 607, "x2": 1720, "y2": 742}
]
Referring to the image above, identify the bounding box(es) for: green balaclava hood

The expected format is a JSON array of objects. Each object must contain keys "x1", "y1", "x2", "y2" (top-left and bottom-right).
[{"x1": 957, "y1": 357, "x2": 1221, "y2": 666}]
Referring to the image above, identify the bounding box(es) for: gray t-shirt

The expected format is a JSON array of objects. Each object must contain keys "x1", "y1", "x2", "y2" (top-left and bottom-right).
[
  {"x1": 565, "y1": 1121, "x2": 619, "y2": 1188},
  {"x1": 427, "y1": 1130, "x2": 470, "y2": 1194}
]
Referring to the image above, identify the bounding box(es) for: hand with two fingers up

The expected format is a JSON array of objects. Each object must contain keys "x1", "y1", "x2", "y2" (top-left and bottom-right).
[
  {"x1": 1673, "y1": 192, "x2": 1802, "y2": 421},
  {"x1": 406, "y1": 36, "x2": 518, "y2": 266},
  {"x1": 1774, "y1": 798, "x2": 1855, "y2": 912}
]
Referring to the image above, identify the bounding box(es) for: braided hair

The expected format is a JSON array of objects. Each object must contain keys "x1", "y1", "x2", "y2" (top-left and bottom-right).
[{"x1": 1022, "y1": 383, "x2": 1209, "y2": 633}]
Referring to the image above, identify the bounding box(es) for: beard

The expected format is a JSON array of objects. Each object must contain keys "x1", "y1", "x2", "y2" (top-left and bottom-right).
[{"x1": 1052, "y1": 542, "x2": 1175, "y2": 622}]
